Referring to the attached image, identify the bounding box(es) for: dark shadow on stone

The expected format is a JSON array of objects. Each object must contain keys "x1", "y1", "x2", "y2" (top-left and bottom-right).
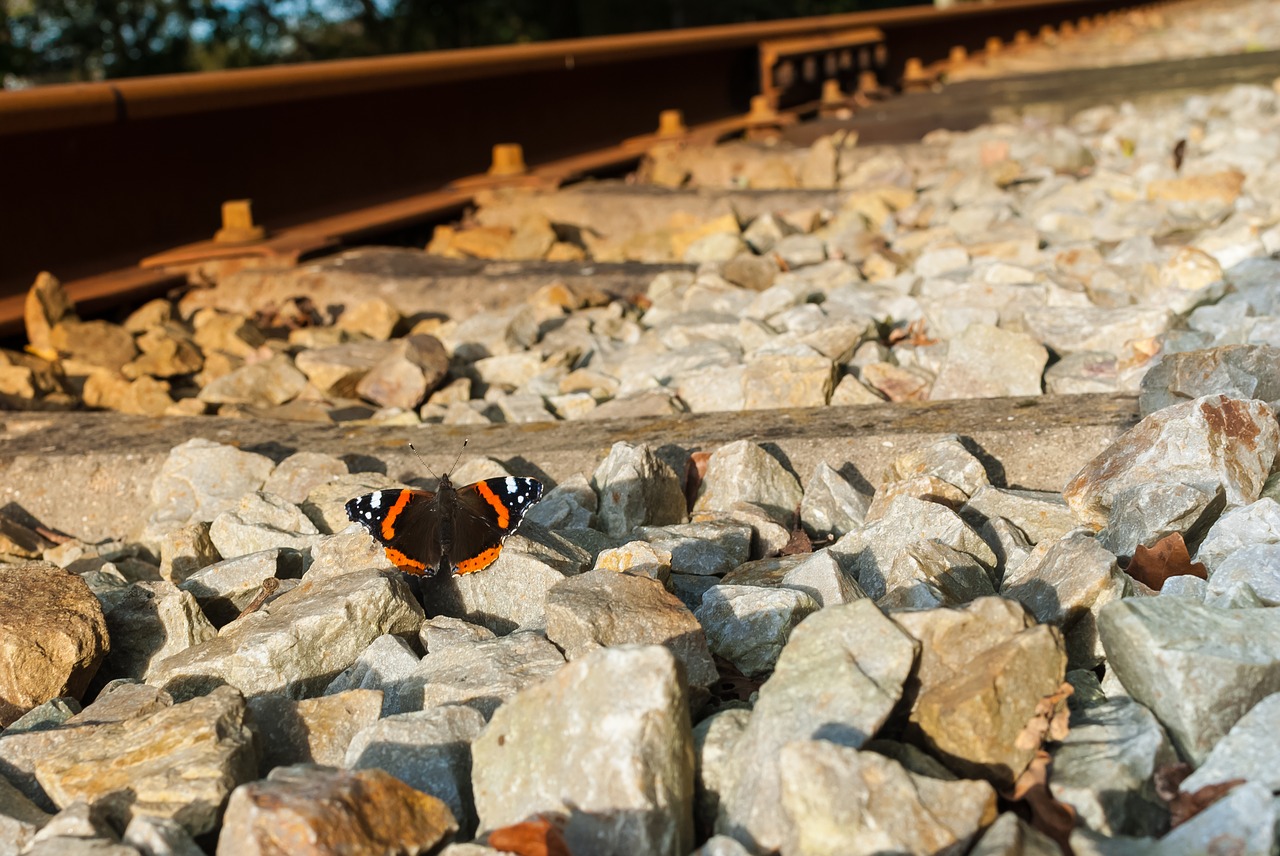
[
  {"x1": 342, "y1": 454, "x2": 387, "y2": 475},
  {"x1": 836, "y1": 461, "x2": 876, "y2": 498},
  {"x1": 956, "y1": 436, "x2": 1008, "y2": 489},
  {"x1": 238, "y1": 441, "x2": 297, "y2": 464}
]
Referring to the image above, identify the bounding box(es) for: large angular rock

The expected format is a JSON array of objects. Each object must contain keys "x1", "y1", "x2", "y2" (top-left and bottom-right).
[
  {"x1": 323, "y1": 633, "x2": 422, "y2": 716},
  {"x1": 208, "y1": 492, "x2": 322, "y2": 560},
  {"x1": 246, "y1": 689, "x2": 383, "y2": 774},
  {"x1": 720, "y1": 600, "x2": 919, "y2": 853},
  {"x1": 1098, "y1": 598, "x2": 1280, "y2": 764},
  {"x1": 778, "y1": 741, "x2": 997, "y2": 856},
  {"x1": 408, "y1": 631, "x2": 565, "y2": 719},
  {"x1": 429, "y1": 548, "x2": 569, "y2": 635},
  {"x1": 1180, "y1": 691, "x2": 1280, "y2": 793},
  {"x1": 893, "y1": 597, "x2": 1067, "y2": 789},
  {"x1": 799, "y1": 462, "x2": 870, "y2": 539},
  {"x1": 1195, "y1": 498, "x2": 1280, "y2": 572},
  {"x1": 0, "y1": 775, "x2": 50, "y2": 856},
  {"x1": 1206, "y1": 544, "x2": 1280, "y2": 607},
  {"x1": 33, "y1": 685, "x2": 255, "y2": 835},
  {"x1": 0, "y1": 563, "x2": 109, "y2": 726},
  {"x1": 1099, "y1": 482, "x2": 1224, "y2": 560},
  {"x1": 930, "y1": 323, "x2": 1047, "y2": 400},
  {"x1": 149, "y1": 570, "x2": 424, "y2": 701},
  {"x1": 198, "y1": 354, "x2": 308, "y2": 407},
  {"x1": 694, "y1": 707, "x2": 750, "y2": 834},
  {"x1": 98, "y1": 581, "x2": 216, "y2": 683},
  {"x1": 721, "y1": 549, "x2": 866, "y2": 607},
  {"x1": 962, "y1": 486, "x2": 1077, "y2": 546},
  {"x1": 879, "y1": 540, "x2": 997, "y2": 610},
  {"x1": 1064, "y1": 395, "x2": 1278, "y2": 528},
  {"x1": 695, "y1": 584, "x2": 819, "y2": 677},
  {"x1": 345, "y1": 704, "x2": 487, "y2": 837},
  {"x1": 472, "y1": 645, "x2": 695, "y2": 856},
  {"x1": 590, "y1": 442, "x2": 687, "y2": 538},
  {"x1": 1050, "y1": 698, "x2": 1177, "y2": 836},
  {"x1": 694, "y1": 441, "x2": 803, "y2": 526},
  {"x1": 1001, "y1": 530, "x2": 1129, "y2": 668},
  {"x1": 545, "y1": 570, "x2": 717, "y2": 691},
  {"x1": 830, "y1": 496, "x2": 996, "y2": 600},
  {"x1": 179, "y1": 548, "x2": 305, "y2": 627},
  {"x1": 633, "y1": 521, "x2": 752, "y2": 576},
  {"x1": 145, "y1": 439, "x2": 275, "y2": 531},
  {"x1": 885, "y1": 435, "x2": 990, "y2": 497},
  {"x1": 1139, "y1": 345, "x2": 1280, "y2": 416},
  {"x1": 217, "y1": 765, "x2": 456, "y2": 856}
]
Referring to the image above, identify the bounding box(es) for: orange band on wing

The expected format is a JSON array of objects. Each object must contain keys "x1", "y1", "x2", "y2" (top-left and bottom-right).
[
  {"x1": 456, "y1": 545, "x2": 502, "y2": 574},
  {"x1": 383, "y1": 546, "x2": 428, "y2": 574},
  {"x1": 381, "y1": 490, "x2": 413, "y2": 541},
  {"x1": 473, "y1": 481, "x2": 510, "y2": 529}
]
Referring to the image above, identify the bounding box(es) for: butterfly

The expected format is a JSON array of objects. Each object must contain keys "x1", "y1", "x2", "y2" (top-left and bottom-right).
[{"x1": 346, "y1": 472, "x2": 543, "y2": 577}]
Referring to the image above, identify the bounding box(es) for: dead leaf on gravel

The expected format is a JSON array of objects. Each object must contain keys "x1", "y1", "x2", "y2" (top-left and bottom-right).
[
  {"x1": 1154, "y1": 762, "x2": 1245, "y2": 827},
  {"x1": 1126, "y1": 533, "x2": 1207, "y2": 591},
  {"x1": 684, "y1": 451, "x2": 711, "y2": 511},
  {"x1": 711, "y1": 654, "x2": 765, "y2": 704},
  {"x1": 487, "y1": 817, "x2": 572, "y2": 856},
  {"x1": 1015, "y1": 682, "x2": 1074, "y2": 752},
  {"x1": 1005, "y1": 749, "x2": 1077, "y2": 855},
  {"x1": 777, "y1": 505, "x2": 814, "y2": 557}
]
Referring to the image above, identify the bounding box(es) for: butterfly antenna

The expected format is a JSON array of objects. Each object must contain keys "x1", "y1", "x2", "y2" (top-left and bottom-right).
[
  {"x1": 406, "y1": 443, "x2": 439, "y2": 480},
  {"x1": 447, "y1": 438, "x2": 469, "y2": 476}
]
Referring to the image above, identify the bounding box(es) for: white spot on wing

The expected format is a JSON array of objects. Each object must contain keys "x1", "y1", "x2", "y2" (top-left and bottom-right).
[
  {"x1": 370, "y1": 491, "x2": 381, "y2": 509},
  {"x1": 506, "y1": 477, "x2": 517, "y2": 493}
]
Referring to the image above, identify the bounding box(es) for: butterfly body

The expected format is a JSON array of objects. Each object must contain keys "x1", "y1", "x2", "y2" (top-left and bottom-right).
[{"x1": 346, "y1": 474, "x2": 544, "y2": 576}]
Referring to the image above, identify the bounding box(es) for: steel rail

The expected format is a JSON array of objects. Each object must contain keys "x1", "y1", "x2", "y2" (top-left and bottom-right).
[{"x1": 0, "y1": 0, "x2": 1145, "y2": 333}]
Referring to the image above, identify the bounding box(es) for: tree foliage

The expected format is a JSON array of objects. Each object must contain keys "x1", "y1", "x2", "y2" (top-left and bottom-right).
[{"x1": 3, "y1": 0, "x2": 922, "y2": 85}]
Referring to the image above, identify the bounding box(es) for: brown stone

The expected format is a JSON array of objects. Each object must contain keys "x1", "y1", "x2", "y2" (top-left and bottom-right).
[
  {"x1": 191, "y1": 310, "x2": 267, "y2": 358},
  {"x1": 217, "y1": 765, "x2": 457, "y2": 856},
  {"x1": 24, "y1": 272, "x2": 74, "y2": 360},
  {"x1": 124, "y1": 325, "x2": 204, "y2": 378},
  {"x1": 34, "y1": 685, "x2": 256, "y2": 835},
  {"x1": 893, "y1": 597, "x2": 1068, "y2": 789},
  {"x1": 866, "y1": 474, "x2": 969, "y2": 522},
  {"x1": 335, "y1": 298, "x2": 402, "y2": 341},
  {"x1": 1147, "y1": 169, "x2": 1245, "y2": 205},
  {"x1": 862, "y1": 362, "x2": 933, "y2": 402},
  {"x1": 246, "y1": 689, "x2": 384, "y2": 775},
  {"x1": 355, "y1": 334, "x2": 452, "y2": 409},
  {"x1": 0, "y1": 563, "x2": 109, "y2": 727},
  {"x1": 50, "y1": 320, "x2": 138, "y2": 373}
]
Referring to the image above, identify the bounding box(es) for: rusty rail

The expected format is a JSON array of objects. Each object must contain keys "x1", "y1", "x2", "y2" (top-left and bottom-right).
[{"x1": 0, "y1": 0, "x2": 1145, "y2": 332}]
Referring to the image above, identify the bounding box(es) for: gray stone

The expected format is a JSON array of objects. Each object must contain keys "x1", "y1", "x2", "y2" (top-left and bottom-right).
[
  {"x1": 345, "y1": 704, "x2": 487, "y2": 837},
  {"x1": 1022, "y1": 306, "x2": 1174, "y2": 358},
  {"x1": 144, "y1": 439, "x2": 275, "y2": 531},
  {"x1": 1001, "y1": 530, "x2": 1129, "y2": 669},
  {"x1": 962, "y1": 486, "x2": 1077, "y2": 545},
  {"x1": 633, "y1": 521, "x2": 752, "y2": 576},
  {"x1": 525, "y1": 472, "x2": 596, "y2": 530},
  {"x1": 886, "y1": 435, "x2": 990, "y2": 497},
  {"x1": 98, "y1": 581, "x2": 217, "y2": 682},
  {"x1": 980, "y1": 517, "x2": 1033, "y2": 578},
  {"x1": 1098, "y1": 598, "x2": 1280, "y2": 764},
  {"x1": 121, "y1": 815, "x2": 204, "y2": 856},
  {"x1": 149, "y1": 570, "x2": 424, "y2": 701},
  {"x1": 1157, "y1": 781, "x2": 1277, "y2": 855},
  {"x1": 3, "y1": 697, "x2": 79, "y2": 735},
  {"x1": 1050, "y1": 698, "x2": 1176, "y2": 836},
  {"x1": 778, "y1": 742, "x2": 997, "y2": 856},
  {"x1": 969, "y1": 812, "x2": 1060, "y2": 856},
  {"x1": 704, "y1": 504, "x2": 791, "y2": 561},
  {"x1": 695, "y1": 584, "x2": 819, "y2": 678},
  {"x1": 1099, "y1": 483, "x2": 1224, "y2": 559},
  {"x1": 545, "y1": 570, "x2": 717, "y2": 691},
  {"x1": 1206, "y1": 544, "x2": 1280, "y2": 607},
  {"x1": 773, "y1": 234, "x2": 827, "y2": 268},
  {"x1": 692, "y1": 835, "x2": 752, "y2": 856},
  {"x1": 179, "y1": 548, "x2": 305, "y2": 627},
  {"x1": 1064, "y1": 395, "x2": 1279, "y2": 528},
  {"x1": 686, "y1": 232, "x2": 748, "y2": 264},
  {"x1": 1181, "y1": 691, "x2": 1280, "y2": 793},
  {"x1": 694, "y1": 708, "x2": 750, "y2": 834},
  {"x1": 0, "y1": 774, "x2": 50, "y2": 856},
  {"x1": 23, "y1": 802, "x2": 132, "y2": 856},
  {"x1": 303, "y1": 528, "x2": 394, "y2": 579},
  {"x1": 355, "y1": 334, "x2": 449, "y2": 409},
  {"x1": 694, "y1": 440, "x2": 803, "y2": 526},
  {"x1": 323, "y1": 634, "x2": 422, "y2": 716},
  {"x1": 208, "y1": 492, "x2": 322, "y2": 559},
  {"x1": 419, "y1": 616, "x2": 495, "y2": 653},
  {"x1": 1045, "y1": 352, "x2": 1119, "y2": 395},
  {"x1": 590, "y1": 442, "x2": 686, "y2": 538},
  {"x1": 1195, "y1": 498, "x2": 1280, "y2": 572},
  {"x1": 722, "y1": 549, "x2": 866, "y2": 607},
  {"x1": 1139, "y1": 345, "x2": 1280, "y2": 416},
  {"x1": 472, "y1": 645, "x2": 694, "y2": 856},
  {"x1": 429, "y1": 547, "x2": 567, "y2": 635},
  {"x1": 261, "y1": 452, "x2": 348, "y2": 505},
  {"x1": 669, "y1": 573, "x2": 719, "y2": 612},
  {"x1": 879, "y1": 540, "x2": 997, "y2": 610},
  {"x1": 743, "y1": 214, "x2": 794, "y2": 255},
  {"x1": 893, "y1": 597, "x2": 1067, "y2": 789},
  {"x1": 293, "y1": 339, "x2": 395, "y2": 396},
  {"x1": 33, "y1": 686, "x2": 255, "y2": 836},
  {"x1": 719, "y1": 600, "x2": 919, "y2": 853},
  {"x1": 930, "y1": 324, "x2": 1048, "y2": 400},
  {"x1": 799, "y1": 462, "x2": 870, "y2": 539},
  {"x1": 409, "y1": 631, "x2": 564, "y2": 719},
  {"x1": 246, "y1": 689, "x2": 383, "y2": 773},
  {"x1": 198, "y1": 354, "x2": 308, "y2": 407},
  {"x1": 830, "y1": 496, "x2": 996, "y2": 600},
  {"x1": 1160, "y1": 574, "x2": 1208, "y2": 601}
]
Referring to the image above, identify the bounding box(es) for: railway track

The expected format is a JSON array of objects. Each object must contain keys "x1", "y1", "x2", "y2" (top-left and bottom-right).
[{"x1": 0, "y1": 0, "x2": 1151, "y2": 334}]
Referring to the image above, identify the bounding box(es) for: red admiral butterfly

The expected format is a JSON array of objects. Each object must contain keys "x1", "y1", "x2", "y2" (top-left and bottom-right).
[{"x1": 346, "y1": 472, "x2": 544, "y2": 577}]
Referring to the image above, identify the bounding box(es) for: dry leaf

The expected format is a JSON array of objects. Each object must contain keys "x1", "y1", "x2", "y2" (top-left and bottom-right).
[
  {"x1": 777, "y1": 505, "x2": 814, "y2": 557},
  {"x1": 1154, "y1": 762, "x2": 1245, "y2": 827},
  {"x1": 1173, "y1": 139, "x2": 1187, "y2": 172},
  {"x1": 887, "y1": 318, "x2": 938, "y2": 348},
  {"x1": 1005, "y1": 750, "x2": 1077, "y2": 855},
  {"x1": 711, "y1": 654, "x2": 765, "y2": 704},
  {"x1": 684, "y1": 451, "x2": 712, "y2": 511},
  {"x1": 1015, "y1": 682, "x2": 1074, "y2": 752},
  {"x1": 487, "y1": 818, "x2": 572, "y2": 856},
  {"x1": 1125, "y1": 533, "x2": 1207, "y2": 591}
]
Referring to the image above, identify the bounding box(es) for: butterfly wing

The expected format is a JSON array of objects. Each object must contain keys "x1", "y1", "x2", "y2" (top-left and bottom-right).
[
  {"x1": 345, "y1": 488, "x2": 442, "y2": 576},
  {"x1": 450, "y1": 477, "x2": 544, "y2": 574}
]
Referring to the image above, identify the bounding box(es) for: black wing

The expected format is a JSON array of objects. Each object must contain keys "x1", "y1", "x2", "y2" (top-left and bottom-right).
[
  {"x1": 450, "y1": 477, "x2": 544, "y2": 574},
  {"x1": 346, "y1": 488, "x2": 442, "y2": 576}
]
